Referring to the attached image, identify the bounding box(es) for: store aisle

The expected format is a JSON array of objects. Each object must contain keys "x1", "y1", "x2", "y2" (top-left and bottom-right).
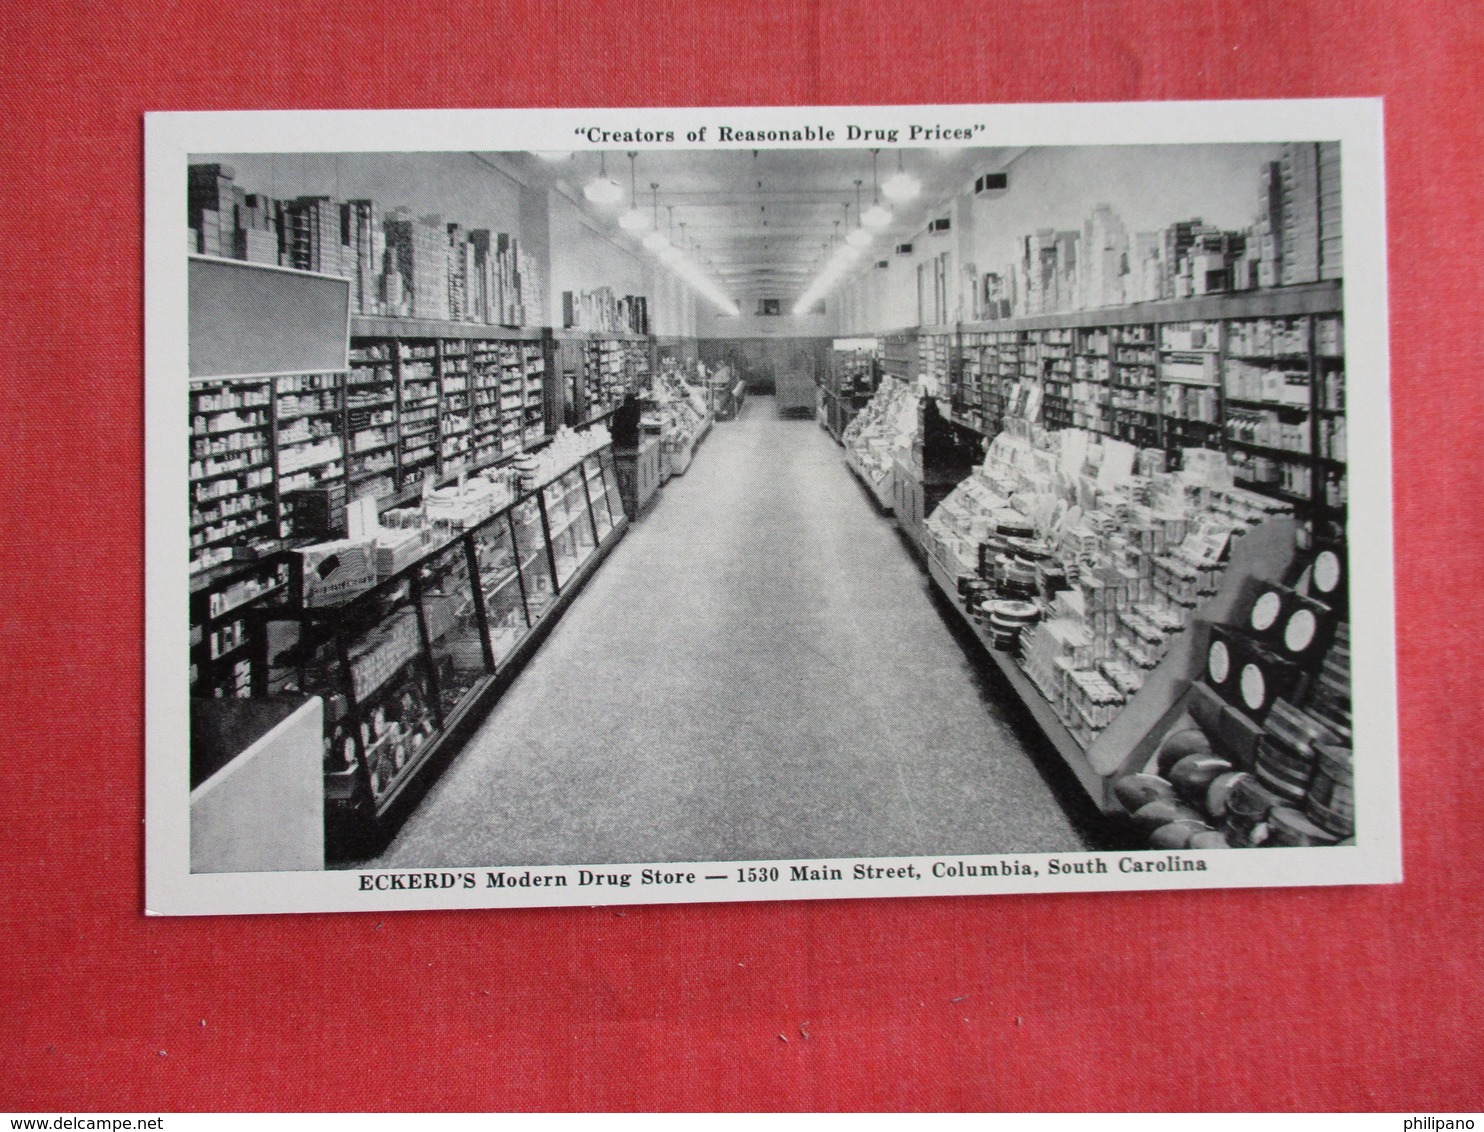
[{"x1": 376, "y1": 396, "x2": 1087, "y2": 867}]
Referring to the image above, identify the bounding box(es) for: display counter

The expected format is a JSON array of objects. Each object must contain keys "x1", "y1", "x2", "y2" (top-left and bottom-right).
[
  {"x1": 613, "y1": 436, "x2": 663, "y2": 518},
  {"x1": 251, "y1": 445, "x2": 627, "y2": 858},
  {"x1": 190, "y1": 695, "x2": 324, "y2": 872}
]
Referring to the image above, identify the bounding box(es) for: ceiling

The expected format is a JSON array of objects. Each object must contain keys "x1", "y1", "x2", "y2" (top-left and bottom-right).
[{"x1": 507, "y1": 147, "x2": 1024, "y2": 301}]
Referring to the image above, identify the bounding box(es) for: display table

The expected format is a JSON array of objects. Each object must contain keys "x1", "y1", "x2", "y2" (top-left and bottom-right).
[
  {"x1": 190, "y1": 695, "x2": 324, "y2": 872},
  {"x1": 845, "y1": 446, "x2": 895, "y2": 512},
  {"x1": 923, "y1": 516, "x2": 1298, "y2": 812}
]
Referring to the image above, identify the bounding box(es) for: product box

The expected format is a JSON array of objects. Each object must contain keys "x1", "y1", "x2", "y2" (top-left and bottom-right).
[
  {"x1": 295, "y1": 539, "x2": 377, "y2": 607},
  {"x1": 374, "y1": 527, "x2": 427, "y2": 577}
]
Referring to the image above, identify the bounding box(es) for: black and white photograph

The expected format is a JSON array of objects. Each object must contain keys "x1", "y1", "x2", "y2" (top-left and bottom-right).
[{"x1": 145, "y1": 102, "x2": 1399, "y2": 915}]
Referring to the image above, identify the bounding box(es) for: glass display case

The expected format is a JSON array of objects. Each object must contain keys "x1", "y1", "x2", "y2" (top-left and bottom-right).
[
  {"x1": 510, "y1": 493, "x2": 555, "y2": 624},
  {"x1": 597, "y1": 447, "x2": 625, "y2": 524},
  {"x1": 542, "y1": 465, "x2": 598, "y2": 588},
  {"x1": 584, "y1": 453, "x2": 615, "y2": 539},
  {"x1": 417, "y1": 536, "x2": 492, "y2": 720},
  {"x1": 248, "y1": 443, "x2": 627, "y2": 857},
  {"x1": 471, "y1": 512, "x2": 528, "y2": 665}
]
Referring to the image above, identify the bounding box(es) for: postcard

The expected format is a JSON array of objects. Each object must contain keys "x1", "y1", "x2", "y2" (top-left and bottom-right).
[{"x1": 145, "y1": 100, "x2": 1397, "y2": 914}]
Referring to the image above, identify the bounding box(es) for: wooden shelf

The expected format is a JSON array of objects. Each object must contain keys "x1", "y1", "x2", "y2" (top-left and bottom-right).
[{"x1": 351, "y1": 316, "x2": 544, "y2": 341}]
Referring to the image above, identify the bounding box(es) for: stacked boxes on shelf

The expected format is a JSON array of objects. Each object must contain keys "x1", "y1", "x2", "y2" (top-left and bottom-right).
[
  {"x1": 974, "y1": 146, "x2": 1343, "y2": 323},
  {"x1": 957, "y1": 292, "x2": 1343, "y2": 522},
  {"x1": 188, "y1": 164, "x2": 544, "y2": 325},
  {"x1": 499, "y1": 343, "x2": 527, "y2": 453},
  {"x1": 191, "y1": 558, "x2": 292, "y2": 698},
  {"x1": 1107, "y1": 325, "x2": 1160, "y2": 449},
  {"x1": 1279, "y1": 142, "x2": 1343, "y2": 286},
  {"x1": 562, "y1": 288, "x2": 650, "y2": 334},
  {"x1": 1157, "y1": 321, "x2": 1223, "y2": 458},
  {"x1": 276, "y1": 371, "x2": 347, "y2": 539},
  {"x1": 469, "y1": 340, "x2": 507, "y2": 468},
  {"x1": 384, "y1": 211, "x2": 450, "y2": 322},
  {"x1": 918, "y1": 332, "x2": 952, "y2": 406},
  {"x1": 438, "y1": 341, "x2": 472, "y2": 474},
  {"x1": 188, "y1": 164, "x2": 240, "y2": 259},
  {"x1": 925, "y1": 420, "x2": 1293, "y2": 750},
  {"x1": 284, "y1": 196, "x2": 343, "y2": 276},
  {"x1": 394, "y1": 341, "x2": 440, "y2": 489},
  {"x1": 582, "y1": 338, "x2": 628, "y2": 420},
  {"x1": 523, "y1": 342, "x2": 549, "y2": 446},
  {"x1": 344, "y1": 342, "x2": 399, "y2": 502},
  {"x1": 189, "y1": 377, "x2": 276, "y2": 574}
]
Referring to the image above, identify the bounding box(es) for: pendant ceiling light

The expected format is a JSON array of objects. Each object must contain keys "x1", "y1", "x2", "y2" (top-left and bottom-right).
[
  {"x1": 861, "y1": 150, "x2": 892, "y2": 229},
  {"x1": 882, "y1": 150, "x2": 921, "y2": 203},
  {"x1": 641, "y1": 184, "x2": 668, "y2": 250},
  {"x1": 583, "y1": 151, "x2": 623, "y2": 205},
  {"x1": 845, "y1": 180, "x2": 873, "y2": 247},
  {"x1": 617, "y1": 153, "x2": 649, "y2": 231}
]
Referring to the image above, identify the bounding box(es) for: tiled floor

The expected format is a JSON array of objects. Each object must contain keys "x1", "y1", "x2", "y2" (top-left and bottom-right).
[{"x1": 375, "y1": 395, "x2": 1088, "y2": 867}]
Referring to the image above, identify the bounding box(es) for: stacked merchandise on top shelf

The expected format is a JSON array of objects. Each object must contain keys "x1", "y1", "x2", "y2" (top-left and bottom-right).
[
  {"x1": 561, "y1": 288, "x2": 650, "y2": 334},
  {"x1": 187, "y1": 163, "x2": 544, "y2": 325},
  {"x1": 841, "y1": 377, "x2": 919, "y2": 510},
  {"x1": 974, "y1": 143, "x2": 1342, "y2": 322},
  {"x1": 925, "y1": 417, "x2": 1296, "y2": 761}
]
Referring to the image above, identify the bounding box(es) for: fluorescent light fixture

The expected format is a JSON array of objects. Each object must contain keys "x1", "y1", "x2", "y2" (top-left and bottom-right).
[{"x1": 634, "y1": 201, "x2": 737, "y2": 316}]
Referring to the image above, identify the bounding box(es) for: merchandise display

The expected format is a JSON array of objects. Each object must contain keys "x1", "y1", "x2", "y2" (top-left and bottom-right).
[
  {"x1": 818, "y1": 340, "x2": 880, "y2": 441},
  {"x1": 922, "y1": 414, "x2": 1307, "y2": 807},
  {"x1": 562, "y1": 287, "x2": 650, "y2": 334},
  {"x1": 974, "y1": 144, "x2": 1341, "y2": 320},
  {"x1": 1111, "y1": 590, "x2": 1353, "y2": 849},
  {"x1": 918, "y1": 331, "x2": 952, "y2": 407},
  {"x1": 256, "y1": 425, "x2": 625, "y2": 856},
  {"x1": 952, "y1": 295, "x2": 1345, "y2": 528},
  {"x1": 580, "y1": 337, "x2": 632, "y2": 421},
  {"x1": 641, "y1": 372, "x2": 712, "y2": 477},
  {"x1": 187, "y1": 163, "x2": 545, "y2": 326},
  {"x1": 842, "y1": 376, "x2": 918, "y2": 509}
]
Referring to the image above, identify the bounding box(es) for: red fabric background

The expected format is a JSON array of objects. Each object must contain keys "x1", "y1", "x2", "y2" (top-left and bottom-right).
[{"x1": 1, "y1": 0, "x2": 1480, "y2": 1112}]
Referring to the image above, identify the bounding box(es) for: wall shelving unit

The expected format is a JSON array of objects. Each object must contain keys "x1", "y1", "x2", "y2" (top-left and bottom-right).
[{"x1": 949, "y1": 281, "x2": 1345, "y2": 528}]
